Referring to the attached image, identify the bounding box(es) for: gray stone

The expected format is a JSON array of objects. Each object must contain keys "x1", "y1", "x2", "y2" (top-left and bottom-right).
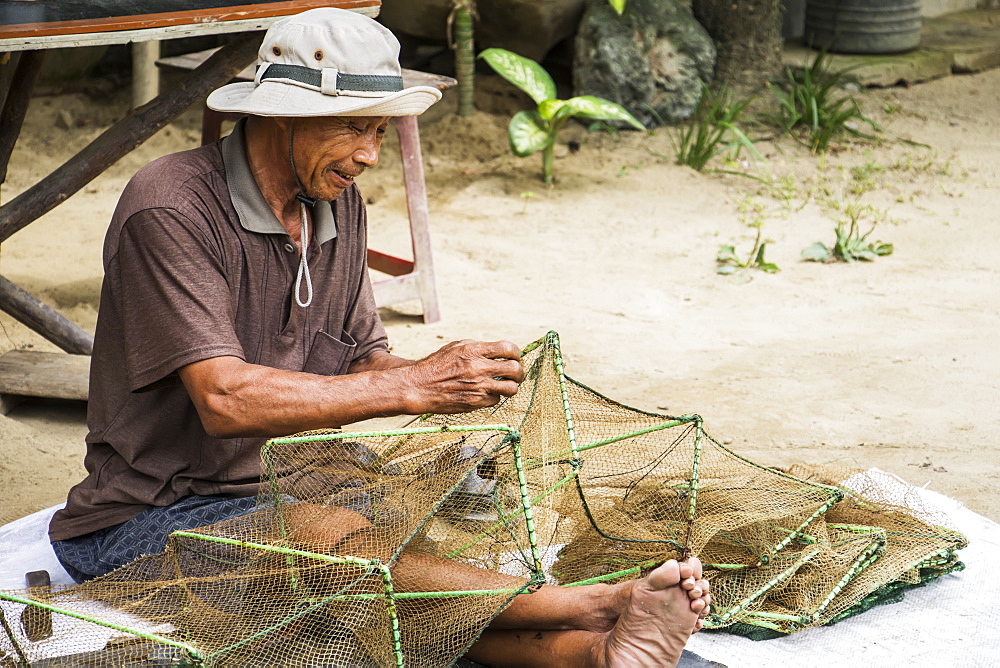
[
  {"x1": 380, "y1": 0, "x2": 585, "y2": 62},
  {"x1": 573, "y1": 0, "x2": 716, "y2": 128}
]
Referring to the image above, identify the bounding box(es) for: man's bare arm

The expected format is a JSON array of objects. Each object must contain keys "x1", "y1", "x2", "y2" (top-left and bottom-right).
[{"x1": 178, "y1": 340, "x2": 524, "y2": 439}]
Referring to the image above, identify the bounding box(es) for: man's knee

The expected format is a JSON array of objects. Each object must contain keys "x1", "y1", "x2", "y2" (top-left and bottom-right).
[{"x1": 283, "y1": 503, "x2": 381, "y2": 556}]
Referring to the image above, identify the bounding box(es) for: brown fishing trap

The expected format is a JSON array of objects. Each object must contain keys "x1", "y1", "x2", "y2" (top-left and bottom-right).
[{"x1": 0, "y1": 332, "x2": 966, "y2": 665}]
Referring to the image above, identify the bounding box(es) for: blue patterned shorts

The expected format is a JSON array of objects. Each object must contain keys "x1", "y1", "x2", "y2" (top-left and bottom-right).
[{"x1": 52, "y1": 495, "x2": 265, "y2": 583}]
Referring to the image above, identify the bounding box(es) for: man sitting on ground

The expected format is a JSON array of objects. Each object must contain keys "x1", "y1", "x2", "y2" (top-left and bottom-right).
[{"x1": 48, "y1": 9, "x2": 709, "y2": 666}]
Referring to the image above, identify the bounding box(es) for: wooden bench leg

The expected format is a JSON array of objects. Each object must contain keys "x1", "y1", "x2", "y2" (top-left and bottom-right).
[
  {"x1": 201, "y1": 106, "x2": 241, "y2": 145},
  {"x1": 393, "y1": 115, "x2": 440, "y2": 324}
]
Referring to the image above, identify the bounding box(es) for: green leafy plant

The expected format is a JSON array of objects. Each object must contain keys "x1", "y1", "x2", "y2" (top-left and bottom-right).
[
  {"x1": 479, "y1": 47, "x2": 644, "y2": 185},
  {"x1": 717, "y1": 197, "x2": 779, "y2": 275},
  {"x1": 671, "y1": 82, "x2": 762, "y2": 172},
  {"x1": 802, "y1": 200, "x2": 893, "y2": 262},
  {"x1": 769, "y1": 50, "x2": 881, "y2": 153}
]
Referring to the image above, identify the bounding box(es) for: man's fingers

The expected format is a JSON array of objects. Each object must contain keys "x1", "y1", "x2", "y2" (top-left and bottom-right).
[
  {"x1": 489, "y1": 379, "x2": 521, "y2": 398},
  {"x1": 489, "y1": 358, "x2": 525, "y2": 384},
  {"x1": 474, "y1": 339, "x2": 521, "y2": 362}
]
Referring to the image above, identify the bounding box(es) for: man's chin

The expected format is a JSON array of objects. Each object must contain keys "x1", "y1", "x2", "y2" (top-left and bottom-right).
[{"x1": 306, "y1": 185, "x2": 347, "y2": 202}]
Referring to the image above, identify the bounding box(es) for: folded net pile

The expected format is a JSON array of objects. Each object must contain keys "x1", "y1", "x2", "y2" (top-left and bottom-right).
[{"x1": 0, "y1": 332, "x2": 966, "y2": 665}]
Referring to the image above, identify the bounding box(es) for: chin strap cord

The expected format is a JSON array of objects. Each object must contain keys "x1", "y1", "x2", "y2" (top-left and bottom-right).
[
  {"x1": 289, "y1": 119, "x2": 314, "y2": 308},
  {"x1": 294, "y1": 199, "x2": 314, "y2": 308}
]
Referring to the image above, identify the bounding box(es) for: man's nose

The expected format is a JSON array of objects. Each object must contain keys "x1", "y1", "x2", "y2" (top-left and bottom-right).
[{"x1": 353, "y1": 133, "x2": 381, "y2": 167}]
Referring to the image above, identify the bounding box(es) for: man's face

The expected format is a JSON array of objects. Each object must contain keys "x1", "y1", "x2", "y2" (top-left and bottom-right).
[{"x1": 291, "y1": 115, "x2": 390, "y2": 201}]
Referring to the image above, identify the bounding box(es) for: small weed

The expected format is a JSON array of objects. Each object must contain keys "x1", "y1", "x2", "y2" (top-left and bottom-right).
[
  {"x1": 717, "y1": 197, "x2": 780, "y2": 275},
  {"x1": 717, "y1": 225, "x2": 779, "y2": 275},
  {"x1": 616, "y1": 161, "x2": 644, "y2": 177},
  {"x1": 671, "y1": 82, "x2": 762, "y2": 172},
  {"x1": 767, "y1": 50, "x2": 881, "y2": 153},
  {"x1": 802, "y1": 199, "x2": 893, "y2": 263},
  {"x1": 849, "y1": 159, "x2": 883, "y2": 195}
]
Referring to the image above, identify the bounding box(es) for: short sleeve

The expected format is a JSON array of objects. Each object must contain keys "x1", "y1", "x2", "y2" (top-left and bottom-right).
[{"x1": 115, "y1": 208, "x2": 245, "y2": 391}]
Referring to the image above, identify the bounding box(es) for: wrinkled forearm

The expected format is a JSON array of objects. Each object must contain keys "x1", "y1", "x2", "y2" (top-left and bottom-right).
[{"x1": 180, "y1": 356, "x2": 420, "y2": 439}]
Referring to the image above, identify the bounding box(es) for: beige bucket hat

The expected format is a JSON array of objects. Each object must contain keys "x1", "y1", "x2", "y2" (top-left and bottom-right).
[{"x1": 207, "y1": 8, "x2": 441, "y2": 117}]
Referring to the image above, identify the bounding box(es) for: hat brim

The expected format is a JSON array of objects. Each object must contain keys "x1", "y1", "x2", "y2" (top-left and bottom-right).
[{"x1": 206, "y1": 80, "x2": 442, "y2": 117}]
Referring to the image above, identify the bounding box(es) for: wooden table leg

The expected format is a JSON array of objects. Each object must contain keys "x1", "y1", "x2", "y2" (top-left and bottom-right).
[{"x1": 131, "y1": 40, "x2": 161, "y2": 109}]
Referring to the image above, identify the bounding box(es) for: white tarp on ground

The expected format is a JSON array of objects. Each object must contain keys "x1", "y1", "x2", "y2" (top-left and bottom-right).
[
  {"x1": 1, "y1": 474, "x2": 998, "y2": 666},
  {"x1": 0, "y1": 506, "x2": 176, "y2": 663}
]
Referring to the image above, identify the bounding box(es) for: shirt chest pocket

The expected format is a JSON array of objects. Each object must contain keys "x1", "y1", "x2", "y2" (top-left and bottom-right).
[{"x1": 303, "y1": 330, "x2": 356, "y2": 377}]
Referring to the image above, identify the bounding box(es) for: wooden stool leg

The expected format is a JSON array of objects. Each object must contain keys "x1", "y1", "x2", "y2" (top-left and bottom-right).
[
  {"x1": 202, "y1": 105, "x2": 225, "y2": 145},
  {"x1": 393, "y1": 115, "x2": 440, "y2": 324}
]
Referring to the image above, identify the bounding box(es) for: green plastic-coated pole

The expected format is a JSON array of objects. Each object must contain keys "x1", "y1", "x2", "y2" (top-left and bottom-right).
[
  {"x1": 452, "y1": 1, "x2": 476, "y2": 117},
  {"x1": 510, "y1": 433, "x2": 544, "y2": 576}
]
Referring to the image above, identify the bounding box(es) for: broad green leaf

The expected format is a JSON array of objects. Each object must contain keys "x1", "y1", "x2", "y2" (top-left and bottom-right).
[
  {"x1": 801, "y1": 242, "x2": 829, "y2": 262},
  {"x1": 608, "y1": 0, "x2": 627, "y2": 15},
  {"x1": 508, "y1": 111, "x2": 552, "y2": 157},
  {"x1": 753, "y1": 242, "x2": 768, "y2": 265},
  {"x1": 716, "y1": 265, "x2": 738, "y2": 275},
  {"x1": 538, "y1": 99, "x2": 567, "y2": 121},
  {"x1": 559, "y1": 96, "x2": 645, "y2": 130},
  {"x1": 716, "y1": 245, "x2": 738, "y2": 263},
  {"x1": 479, "y1": 48, "x2": 556, "y2": 105},
  {"x1": 853, "y1": 249, "x2": 877, "y2": 261},
  {"x1": 759, "y1": 262, "x2": 780, "y2": 273},
  {"x1": 874, "y1": 243, "x2": 894, "y2": 256}
]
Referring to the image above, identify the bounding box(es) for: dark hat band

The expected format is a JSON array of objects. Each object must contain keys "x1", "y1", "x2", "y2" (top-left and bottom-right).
[{"x1": 258, "y1": 63, "x2": 403, "y2": 93}]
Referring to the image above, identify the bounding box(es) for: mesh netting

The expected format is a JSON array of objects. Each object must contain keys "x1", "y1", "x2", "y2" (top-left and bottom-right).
[{"x1": 0, "y1": 332, "x2": 967, "y2": 665}]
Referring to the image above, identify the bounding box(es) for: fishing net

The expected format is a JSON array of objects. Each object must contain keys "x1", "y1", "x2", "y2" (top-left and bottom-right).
[{"x1": 0, "y1": 332, "x2": 967, "y2": 665}]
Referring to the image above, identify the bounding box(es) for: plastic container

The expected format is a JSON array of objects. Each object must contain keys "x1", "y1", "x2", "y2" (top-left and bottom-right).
[{"x1": 805, "y1": 0, "x2": 923, "y2": 54}]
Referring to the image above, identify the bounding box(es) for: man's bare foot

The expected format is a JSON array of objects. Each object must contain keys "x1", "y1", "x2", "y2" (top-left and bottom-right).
[
  {"x1": 584, "y1": 558, "x2": 711, "y2": 633},
  {"x1": 590, "y1": 560, "x2": 701, "y2": 668},
  {"x1": 678, "y1": 557, "x2": 712, "y2": 629}
]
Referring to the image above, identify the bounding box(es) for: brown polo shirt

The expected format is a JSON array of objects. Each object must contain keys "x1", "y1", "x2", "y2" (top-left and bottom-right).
[{"x1": 50, "y1": 119, "x2": 388, "y2": 541}]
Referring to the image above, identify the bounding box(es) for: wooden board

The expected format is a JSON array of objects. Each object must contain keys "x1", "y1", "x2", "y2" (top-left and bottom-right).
[
  {"x1": 0, "y1": 350, "x2": 89, "y2": 404},
  {"x1": 0, "y1": 0, "x2": 380, "y2": 40}
]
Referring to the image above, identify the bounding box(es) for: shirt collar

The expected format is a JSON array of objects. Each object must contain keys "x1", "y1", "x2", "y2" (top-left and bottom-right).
[{"x1": 221, "y1": 117, "x2": 338, "y2": 244}]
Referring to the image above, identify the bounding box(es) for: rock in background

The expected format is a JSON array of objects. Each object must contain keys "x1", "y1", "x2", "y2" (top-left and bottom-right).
[{"x1": 573, "y1": 0, "x2": 715, "y2": 127}]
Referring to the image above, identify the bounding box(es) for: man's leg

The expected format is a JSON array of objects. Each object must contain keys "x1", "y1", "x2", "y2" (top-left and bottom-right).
[
  {"x1": 52, "y1": 495, "x2": 265, "y2": 582},
  {"x1": 287, "y1": 504, "x2": 710, "y2": 666},
  {"x1": 465, "y1": 560, "x2": 706, "y2": 668}
]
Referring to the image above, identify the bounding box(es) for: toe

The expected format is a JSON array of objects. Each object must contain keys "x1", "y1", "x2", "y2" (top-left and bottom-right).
[{"x1": 647, "y1": 559, "x2": 682, "y2": 590}]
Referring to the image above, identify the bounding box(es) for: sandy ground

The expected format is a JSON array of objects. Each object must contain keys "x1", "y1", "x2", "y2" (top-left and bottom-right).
[{"x1": 0, "y1": 65, "x2": 997, "y2": 529}]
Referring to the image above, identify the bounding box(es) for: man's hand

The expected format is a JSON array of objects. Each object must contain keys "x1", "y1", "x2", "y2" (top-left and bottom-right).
[{"x1": 399, "y1": 340, "x2": 524, "y2": 415}]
